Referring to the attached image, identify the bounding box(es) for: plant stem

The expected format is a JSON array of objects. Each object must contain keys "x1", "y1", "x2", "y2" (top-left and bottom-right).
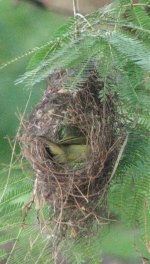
[{"x1": 73, "y1": 0, "x2": 79, "y2": 17}]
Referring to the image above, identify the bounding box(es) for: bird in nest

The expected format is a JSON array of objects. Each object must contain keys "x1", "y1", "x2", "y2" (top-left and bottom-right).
[{"x1": 37, "y1": 127, "x2": 91, "y2": 165}]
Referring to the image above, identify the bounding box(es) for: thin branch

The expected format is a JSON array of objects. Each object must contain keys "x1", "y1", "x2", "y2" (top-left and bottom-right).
[
  {"x1": 123, "y1": 3, "x2": 150, "y2": 7},
  {"x1": 0, "y1": 89, "x2": 32, "y2": 203},
  {"x1": 76, "y1": 13, "x2": 93, "y2": 29},
  {"x1": 6, "y1": 228, "x2": 23, "y2": 264},
  {"x1": 73, "y1": 0, "x2": 79, "y2": 17},
  {"x1": 108, "y1": 134, "x2": 129, "y2": 184}
]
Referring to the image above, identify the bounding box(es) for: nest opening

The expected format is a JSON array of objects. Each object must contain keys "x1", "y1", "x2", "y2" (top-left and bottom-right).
[{"x1": 20, "y1": 69, "x2": 124, "y2": 237}]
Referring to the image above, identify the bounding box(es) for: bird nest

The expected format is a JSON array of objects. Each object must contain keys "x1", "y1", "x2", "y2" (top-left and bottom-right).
[{"x1": 19, "y1": 68, "x2": 124, "y2": 237}]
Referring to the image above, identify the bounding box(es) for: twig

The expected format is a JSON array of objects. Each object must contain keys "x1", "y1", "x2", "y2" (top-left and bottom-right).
[
  {"x1": 73, "y1": 0, "x2": 79, "y2": 17},
  {"x1": 73, "y1": 0, "x2": 80, "y2": 37},
  {"x1": 6, "y1": 228, "x2": 23, "y2": 264},
  {"x1": 123, "y1": 3, "x2": 150, "y2": 7},
  {"x1": 76, "y1": 13, "x2": 93, "y2": 30},
  {"x1": 73, "y1": 183, "x2": 89, "y2": 203},
  {"x1": 108, "y1": 134, "x2": 129, "y2": 184},
  {"x1": 73, "y1": 0, "x2": 93, "y2": 31},
  {"x1": 0, "y1": 89, "x2": 32, "y2": 203},
  {"x1": 144, "y1": 199, "x2": 150, "y2": 254}
]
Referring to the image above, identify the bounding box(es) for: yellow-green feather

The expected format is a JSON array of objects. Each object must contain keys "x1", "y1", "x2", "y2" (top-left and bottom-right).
[{"x1": 38, "y1": 136, "x2": 91, "y2": 164}]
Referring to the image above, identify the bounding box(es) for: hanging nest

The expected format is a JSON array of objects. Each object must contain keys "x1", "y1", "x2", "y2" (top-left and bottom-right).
[{"x1": 19, "y1": 68, "x2": 124, "y2": 237}]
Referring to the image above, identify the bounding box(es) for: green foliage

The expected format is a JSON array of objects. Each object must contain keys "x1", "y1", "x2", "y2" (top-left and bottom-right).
[
  {"x1": 1, "y1": 0, "x2": 150, "y2": 263},
  {"x1": 0, "y1": 0, "x2": 66, "y2": 164},
  {"x1": 108, "y1": 132, "x2": 150, "y2": 259}
]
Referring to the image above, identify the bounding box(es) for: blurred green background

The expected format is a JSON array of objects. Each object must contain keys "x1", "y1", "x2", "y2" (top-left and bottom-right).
[
  {"x1": 0, "y1": 1, "x2": 141, "y2": 263},
  {"x1": 0, "y1": 0, "x2": 66, "y2": 163}
]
